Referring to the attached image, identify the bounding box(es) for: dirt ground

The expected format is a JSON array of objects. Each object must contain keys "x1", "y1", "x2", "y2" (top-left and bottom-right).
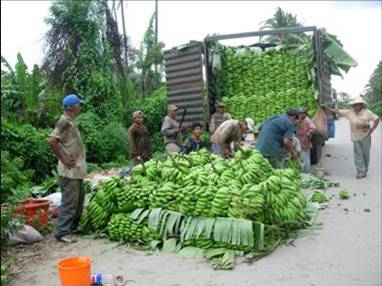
[{"x1": 6, "y1": 118, "x2": 381, "y2": 286}]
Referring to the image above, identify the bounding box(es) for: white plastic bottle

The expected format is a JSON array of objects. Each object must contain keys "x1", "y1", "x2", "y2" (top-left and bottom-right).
[
  {"x1": 91, "y1": 273, "x2": 126, "y2": 285},
  {"x1": 91, "y1": 273, "x2": 114, "y2": 285}
]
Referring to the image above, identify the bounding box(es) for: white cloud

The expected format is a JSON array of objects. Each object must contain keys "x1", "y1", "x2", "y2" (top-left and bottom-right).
[{"x1": 1, "y1": 0, "x2": 381, "y2": 98}]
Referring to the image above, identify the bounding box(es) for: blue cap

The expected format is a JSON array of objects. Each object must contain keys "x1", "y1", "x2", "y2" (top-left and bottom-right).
[{"x1": 62, "y1": 94, "x2": 85, "y2": 107}]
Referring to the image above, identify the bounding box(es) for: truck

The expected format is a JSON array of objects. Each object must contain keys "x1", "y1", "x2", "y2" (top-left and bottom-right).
[{"x1": 163, "y1": 26, "x2": 335, "y2": 164}]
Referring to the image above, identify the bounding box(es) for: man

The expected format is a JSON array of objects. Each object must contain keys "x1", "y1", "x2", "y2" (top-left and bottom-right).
[
  {"x1": 180, "y1": 122, "x2": 207, "y2": 154},
  {"x1": 323, "y1": 97, "x2": 379, "y2": 179},
  {"x1": 210, "y1": 102, "x2": 231, "y2": 154},
  {"x1": 48, "y1": 94, "x2": 86, "y2": 243},
  {"x1": 296, "y1": 107, "x2": 317, "y2": 173},
  {"x1": 211, "y1": 118, "x2": 251, "y2": 156},
  {"x1": 161, "y1": 105, "x2": 183, "y2": 153},
  {"x1": 256, "y1": 108, "x2": 300, "y2": 168},
  {"x1": 127, "y1": 111, "x2": 152, "y2": 166}
]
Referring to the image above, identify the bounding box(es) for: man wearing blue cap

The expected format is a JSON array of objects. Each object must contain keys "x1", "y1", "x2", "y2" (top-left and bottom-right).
[
  {"x1": 48, "y1": 94, "x2": 86, "y2": 243},
  {"x1": 256, "y1": 108, "x2": 300, "y2": 168}
]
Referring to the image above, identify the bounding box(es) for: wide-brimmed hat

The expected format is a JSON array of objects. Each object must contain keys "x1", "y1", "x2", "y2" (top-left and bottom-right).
[
  {"x1": 350, "y1": 97, "x2": 367, "y2": 107},
  {"x1": 216, "y1": 102, "x2": 225, "y2": 107}
]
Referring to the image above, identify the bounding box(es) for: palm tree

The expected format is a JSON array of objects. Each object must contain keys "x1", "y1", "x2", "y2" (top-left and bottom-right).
[{"x1": 259, "y1": 7, "x2": 307, "y2": 45}]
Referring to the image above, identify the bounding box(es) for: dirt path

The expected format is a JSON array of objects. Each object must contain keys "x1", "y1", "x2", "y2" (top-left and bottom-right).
[{"x1": 8, "y1": 118, "x2": 381, "y2": 286}]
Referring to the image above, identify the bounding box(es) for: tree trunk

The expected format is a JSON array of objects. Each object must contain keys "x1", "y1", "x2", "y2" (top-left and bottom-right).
[{"x1": 120, "y1": 0, "x2": 129, "y2": 70}]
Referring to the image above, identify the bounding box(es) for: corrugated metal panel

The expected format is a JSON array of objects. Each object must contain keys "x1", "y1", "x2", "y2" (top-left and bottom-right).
[{"x1": 164, "y1": 42, "x2": 206, "y2": 127}]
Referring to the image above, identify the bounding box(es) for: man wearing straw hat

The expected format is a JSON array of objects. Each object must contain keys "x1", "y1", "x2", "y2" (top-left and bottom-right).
[
  {"x1": 48, "y1": 94, "x2": 86, "y2": 243},
  {"x1": 324, "y1": 97, "x2": 380, "y2": 179}
]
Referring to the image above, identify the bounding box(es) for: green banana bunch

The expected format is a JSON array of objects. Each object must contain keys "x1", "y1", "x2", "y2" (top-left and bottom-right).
[{"x1": 311, "y1": 191, "x2": 329, "y2": 203}]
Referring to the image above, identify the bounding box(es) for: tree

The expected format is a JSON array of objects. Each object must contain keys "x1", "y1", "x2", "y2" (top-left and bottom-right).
[
  {"x1": 137, "y1": 13, "x2": 165, "y2": 97},
  {"x1": 336, "y1": 92, "x2": 352, "y2": 109},
  {"x1": 1, "y1": 54, "x2": 54, "y2": 126},
  {"x1": 259, "y1": 7, "x2": 307, "y2": 45},
  {"x1": 363, "y1": 61, "x2": 382, "y2": 117},
  {"x1": 43, "y1": 0, "x2": 124, "y2": 121}
]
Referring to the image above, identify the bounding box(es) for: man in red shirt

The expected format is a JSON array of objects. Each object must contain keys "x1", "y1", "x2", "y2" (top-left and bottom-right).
[{"x1": 296, "y1": 107, "x2": 317, "y2": 173}]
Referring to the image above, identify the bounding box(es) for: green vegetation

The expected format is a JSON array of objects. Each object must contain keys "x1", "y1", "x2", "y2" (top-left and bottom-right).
[{"x1": 364, "y1": 61, "x2": 382, "y2": 117}]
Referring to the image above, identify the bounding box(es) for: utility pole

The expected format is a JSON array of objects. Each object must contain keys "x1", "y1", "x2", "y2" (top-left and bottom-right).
[
  {"x1": 155, "y1": 0, "x2": 158, "y2": 45},
  {"x1": 120, "y1": 0, "x2": 129, "y2": 70}
]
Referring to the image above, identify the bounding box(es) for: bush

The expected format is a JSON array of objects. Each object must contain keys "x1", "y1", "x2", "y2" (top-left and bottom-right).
[
  {"x1": 125, "y1": 86, "x2": 167, "y2": 133},
  {"x1": 1, "y1": 151, "x2": 33, "y2": 204},
  {"x1": 1, "y1": 119, "x2": 56, "y2": 183},
  {"x1": 76, "y1": 111, "x2": 128, "y2": 164},
  {"x1": 151, "y1": 132, "x2": 165, "y2": 154}
]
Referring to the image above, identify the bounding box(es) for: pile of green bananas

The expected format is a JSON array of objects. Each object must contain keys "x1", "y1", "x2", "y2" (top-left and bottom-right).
[
  {"x1": 212, "y1": 46, "x2": 318, "y2": 123},
  {"x1": 79, "y1": 178, "x2": 124, "y2": 232},
  {"x1": 83, "y1": 148, "x2": 310, "y2": 247},
  {"x1": 107, "y1": 213, "x2": 160, "y2": 243}
]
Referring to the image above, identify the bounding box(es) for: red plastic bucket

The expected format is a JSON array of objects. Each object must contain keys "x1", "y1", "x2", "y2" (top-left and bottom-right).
[
  {"x1": 57, "y1": 256, "x2": 91, "y2": 286},
  {"x1": 13, "y1": 198, "x2": 51, "y2": 228}
]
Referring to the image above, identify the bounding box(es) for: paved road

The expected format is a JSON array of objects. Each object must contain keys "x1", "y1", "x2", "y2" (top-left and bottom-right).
[{"x1": 10, "y1": 118, "x2": 381, "y2": 286}]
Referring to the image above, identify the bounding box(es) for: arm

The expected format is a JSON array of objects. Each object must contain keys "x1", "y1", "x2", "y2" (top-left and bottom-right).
[
  {"x1": 368, "y1": 118, "x2": 380, "y2": 136},
  {"x1": 127, "y1": 128, "x2": 139, "y2": 158},
  {"x1": 324, "y1": 106, "x2": 340, "y2": 114},
  {"x1": 48, "y1": 119, "x2": 76, "y2": 168},
  {"x1": 283, "y1": 122, "x2": 298, "y2": 160},
  {"x1": 161, "y1": 118, "x2": 179, "y2": 137},
  {"x1": 283, "y1": 138, "x2": 298, "y2": 160},
  {"x1": 209, "y1": 115, "x2": 216, "y2": 134},
  {"x1": 48, "y1": 137, "x2": 75, "y2": 168}
]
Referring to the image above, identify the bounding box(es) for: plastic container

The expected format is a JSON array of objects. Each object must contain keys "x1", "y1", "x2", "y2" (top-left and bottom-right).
[
  {"x1": 57, "y1": 256, "x2": 91, "y2": 286},
  {"x1": 91, "y1": 273, "x2": 126, "y2": 285},
  {"x1": 13, "y1": 198, "x2": 51, "y2": 228},
  {"x1": 91, "y1": 273, "x2": 114, "y2": 285}
]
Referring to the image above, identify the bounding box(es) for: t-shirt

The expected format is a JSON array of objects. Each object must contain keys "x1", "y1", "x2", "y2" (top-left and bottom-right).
[
  {"x1": 339, "y1": 108, "x2": 379, "y2": 141},
  {"x1": 49, "y1": 114, "x2": 87, "y2": 179},
  {"x1": 127, "y1": 123, "x2": 152, "y2": 161},
  {"x1": 256, "y1": 114, "x2": 295, "y2": 158},
  {"x1": 161, "y1": 115, "x2": 182, "y2": 145},
  {"x1": 210, "y1": 112, "x2": 231, "y2": 134},
  {"x1": 180, "y1": 136, "x2": 207, "y2": 154},
  {"x1": 296, "y1": 117, "x2": 316, "y2": 151},
  {"x1": 210, "y1": 119, "x2": 242, "y2": 147}
]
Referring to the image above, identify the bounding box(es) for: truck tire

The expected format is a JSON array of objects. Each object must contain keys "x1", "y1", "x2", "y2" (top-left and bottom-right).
[{"x1": 311, "y1": 134, "x2": 323, "y2": 165}]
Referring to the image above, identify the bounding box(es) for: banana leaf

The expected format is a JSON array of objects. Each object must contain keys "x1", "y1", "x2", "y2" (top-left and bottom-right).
[
  {"x1": 176, "y1": 246, "x2": 205, "y2": 258},
  {"x1": 161, "y1": 238, "x2": 178, "y2": 253}
]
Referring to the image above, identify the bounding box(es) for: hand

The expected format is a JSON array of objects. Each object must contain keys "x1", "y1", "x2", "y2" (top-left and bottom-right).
[
  {"x1": 291, "y1": 150, "x2": 298, "y2": 160},
  {"x1": 61, "y1": 156, "x2": 76, "y2": 168},
  {"x1": 223, "y1": 146, "x2": 231, "y2": 155}
]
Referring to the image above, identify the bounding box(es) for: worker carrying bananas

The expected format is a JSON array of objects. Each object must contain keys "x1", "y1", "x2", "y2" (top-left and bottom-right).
[
  {"x1": 127, "y1": 111, "x2": 152, "y2": 166},
  {"x1": 161, "y1": 105, "x2": 184, "y2": 153},
  {"x1": 211, "y1": 118, "x2": 253, "y2": 156},
  {"x1": 256, "y1": 108, "x2": 300, "y2": 168},
  {"x1": 209, "y1": 102, "x2": 231, "y2": 154}
]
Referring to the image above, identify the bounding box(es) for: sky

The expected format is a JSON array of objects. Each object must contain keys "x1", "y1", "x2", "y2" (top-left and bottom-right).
[{"x1": 1, "y1": 0, "x2": 381, "y2": 97}]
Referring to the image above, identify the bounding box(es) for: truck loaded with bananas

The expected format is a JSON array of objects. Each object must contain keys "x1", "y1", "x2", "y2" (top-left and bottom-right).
[{"x1": 80, "y1": 149, "x2": 312, "y2": 254}]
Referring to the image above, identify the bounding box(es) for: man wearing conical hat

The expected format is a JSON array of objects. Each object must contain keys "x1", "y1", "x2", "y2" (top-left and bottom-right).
[{"x1": 324, "y1": 97, "x2": 380, "y2": 179}]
